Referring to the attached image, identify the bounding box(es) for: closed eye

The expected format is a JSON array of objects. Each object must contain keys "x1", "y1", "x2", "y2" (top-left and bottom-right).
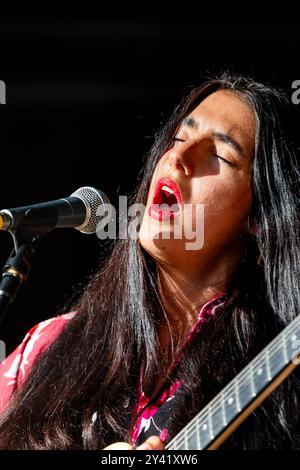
[
  {"x1": 171, "y1": 137, "x2": 234, "y2": 166},
  {"x1": 172, "y1": 137, "x2": 185, "y2": 145},
  {"x1": 213, "y1": 154, "x2": 234, "y2": 166}
]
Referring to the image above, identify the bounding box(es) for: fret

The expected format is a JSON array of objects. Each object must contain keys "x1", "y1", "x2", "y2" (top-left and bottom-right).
[
  {"x1": 291, "y1": 333, "x2": 297, "y2": 343},
  {"x1": 290, "y1": 333, "x2": 300, "y2": 353},
  {"x1": 250, "y1": 362, "x2": 256, "y2": 398},
  {"x1": 253, "y1": 359, "x2": 268, "y2": 394},
  {"x1": 221, "y1": 393, "x2": 227, "y2": 427},
  {"x1": 269, "y1": 341, "x2": 287, "y2": 378},
  {"x1": 282, "y1": 333, "x2": 289, "y2": 365},
  {"x1": 224, "y1": 393, "x2": 235, "y2": 425},
  {"x1": 237, "y1": 374, "x2": 253, "y2": 410},
  {"x1": 211, "y1": 400, "x2": 231, "y2": 444},
  {"x1": 185, "y1": 420, "x2": 201, "y2": 450},
  {"x1": 290, "y1": 333, "x2": 300, "y2": 365},
  {"x1": 196, "y1": 420, "x2": 201, "y2": 449},
  {"x1": 168, "y1": 436, "x2": 178, "y2": 450},
  {"x1": 265, "y1": 348, "x2": 272, "y2": 382},
  {"x1": 208, "y1": 405, "x2": 214, "y2": 440},
  {"x1": 184, "y1": 428, "x2": 189, "y2": 450},
  {"x1": 235, "y1": 379, "x2": 241, "y2": 413},
  {"x1": 285, "y1": 331, "x2": 299, "y2": 362},
  {"x1": 185, "y1": 423, "x2": 197, "y2": 450},
  {"x1": 197, "y1": 420, "x2": 211, "y2": 449}
]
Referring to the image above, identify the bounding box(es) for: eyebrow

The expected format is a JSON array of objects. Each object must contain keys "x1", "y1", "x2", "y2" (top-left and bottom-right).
[{"x1": 182, "y1": 116, "x2": 245, "y2": 158}]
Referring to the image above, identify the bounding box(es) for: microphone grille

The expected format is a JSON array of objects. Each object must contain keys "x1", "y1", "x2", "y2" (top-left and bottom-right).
[{"x1": 70, "y1": 186, "x2": 110, "y2": 234}]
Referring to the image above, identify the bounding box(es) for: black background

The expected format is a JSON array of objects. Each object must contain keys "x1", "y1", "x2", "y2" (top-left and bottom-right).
[{"x1": 0, "y1": 6, "x2": 299, "y2": 354}]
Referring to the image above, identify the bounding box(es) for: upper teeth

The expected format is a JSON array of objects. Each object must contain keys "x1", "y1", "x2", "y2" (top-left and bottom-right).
[{"x1": 161, "y1": 185, "x2": 174, "y2": 194}]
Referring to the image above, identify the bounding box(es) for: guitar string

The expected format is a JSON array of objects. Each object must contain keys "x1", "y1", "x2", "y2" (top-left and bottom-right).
[
  {"x1": 167, "y1": 324, "x2": 298, "y2": 448},
  {"x1": 166, "y1": 320, "x2": 300, "y2": 450},
  {"x1": 165, "y1": 315, "x2": 300, "y2": 449},
  {"x1": 166, "y1": 318, "x2": 300, "y2": 449}
]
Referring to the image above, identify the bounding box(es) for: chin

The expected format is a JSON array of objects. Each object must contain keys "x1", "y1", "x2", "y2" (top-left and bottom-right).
[{"x1": 139, "y1": 232, "x2": 187, "y2": 263}]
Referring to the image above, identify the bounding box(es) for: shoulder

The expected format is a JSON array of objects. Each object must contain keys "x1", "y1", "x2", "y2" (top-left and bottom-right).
[{"x1": 0, "y1": 311, "x2": 77, "y2": 414}]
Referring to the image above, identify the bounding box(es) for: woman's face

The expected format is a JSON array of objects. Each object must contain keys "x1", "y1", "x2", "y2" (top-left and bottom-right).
[{"x1": 139, "y1": 90, "x2": 255, "y2": 278}]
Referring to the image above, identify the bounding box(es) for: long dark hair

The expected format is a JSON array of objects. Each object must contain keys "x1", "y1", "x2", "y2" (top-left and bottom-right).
[{"x1": 0, "y1": 72, "x2": 299, "y2": 449}]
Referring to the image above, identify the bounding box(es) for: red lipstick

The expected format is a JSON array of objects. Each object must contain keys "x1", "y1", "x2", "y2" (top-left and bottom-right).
[{"x1": 149, "y1": 177, "x2": 183, "y2": 221}]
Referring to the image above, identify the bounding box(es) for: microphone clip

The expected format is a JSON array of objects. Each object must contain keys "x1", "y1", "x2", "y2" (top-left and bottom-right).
[{"x1": 0, "y1": 230, "x2": 42, "y2": 329}]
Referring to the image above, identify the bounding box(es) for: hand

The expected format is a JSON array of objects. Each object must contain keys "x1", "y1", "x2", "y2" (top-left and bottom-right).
[{"x1": 103, "y1": 435, "x2": 165, "y2": 450}]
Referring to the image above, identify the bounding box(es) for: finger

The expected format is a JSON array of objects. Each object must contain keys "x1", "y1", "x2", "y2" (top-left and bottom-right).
[
  {"x1": 136, "y1": 435, "x2": 165, "y2": 450},
  {"x1": 103, "y1": 442, "x2": 133, "y2": 450}
]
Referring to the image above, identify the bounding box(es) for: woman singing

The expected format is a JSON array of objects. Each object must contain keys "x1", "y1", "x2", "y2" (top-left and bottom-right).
[{"x1": 0, "y1": 73, "x2": 299, "y2": 450}]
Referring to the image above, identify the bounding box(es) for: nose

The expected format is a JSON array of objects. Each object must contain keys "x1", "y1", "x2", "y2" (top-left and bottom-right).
[{"x1": 167, "y1": 139, "x2": 203, "y2": 177}]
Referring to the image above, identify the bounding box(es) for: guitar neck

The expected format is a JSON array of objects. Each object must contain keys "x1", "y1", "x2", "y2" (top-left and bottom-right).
[{"x1": 166, "y1": 314, "x2": 300, "y2": 450}]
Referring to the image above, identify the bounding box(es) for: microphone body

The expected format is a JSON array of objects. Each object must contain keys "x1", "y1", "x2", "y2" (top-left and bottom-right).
[{"x1": 0, "y1": 187, "x2": 109, "y2": 234}]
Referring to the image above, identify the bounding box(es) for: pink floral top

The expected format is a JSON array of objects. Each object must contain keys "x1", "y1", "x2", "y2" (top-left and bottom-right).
[
  {"x1": 0, "y1": 293, "x2": 226, "y2": 446},
  {"x1": 131, "y1": 292, "x2": 226, "y2": 445}
]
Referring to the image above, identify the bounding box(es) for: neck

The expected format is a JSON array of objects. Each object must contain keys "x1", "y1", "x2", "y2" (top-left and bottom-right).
[
  {"x1": 146, "y1": 253, "x2": 239, "y2": 396},
  {"x1": 156, "y1": 252, "x2": 239, "y2": 327}
]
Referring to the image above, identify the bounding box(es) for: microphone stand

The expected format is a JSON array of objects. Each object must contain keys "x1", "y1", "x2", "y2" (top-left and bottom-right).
[{"x1": 0, "y1": 231, "x2": 42, "y2": 329}]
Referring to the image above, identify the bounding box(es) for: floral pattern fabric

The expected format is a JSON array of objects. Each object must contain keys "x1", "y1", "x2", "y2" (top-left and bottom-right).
[
  {"x1": 0, "y1": 312, "x2": 77, "y2": 414},
  {"x1": 0, "y1": 293, "x2": 226, "y2": 447},
  {"x1": 131, "y1": 292, "x2": 226, "y2": 445}
]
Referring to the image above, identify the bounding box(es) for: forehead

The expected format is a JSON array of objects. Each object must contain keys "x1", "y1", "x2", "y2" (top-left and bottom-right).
[{"x1": 185, "y1": 90, "x2": 255, "y2": 153}]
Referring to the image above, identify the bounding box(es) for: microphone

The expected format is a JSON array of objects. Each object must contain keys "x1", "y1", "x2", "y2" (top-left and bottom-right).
[{"x1": 0, "y1": 186, "x2": 110, "y2": 234}]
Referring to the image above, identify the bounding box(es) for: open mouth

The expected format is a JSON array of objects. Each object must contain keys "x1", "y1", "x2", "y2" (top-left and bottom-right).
[{"x1": 149, "y1": 177, "x2": 183, "y2": 221}]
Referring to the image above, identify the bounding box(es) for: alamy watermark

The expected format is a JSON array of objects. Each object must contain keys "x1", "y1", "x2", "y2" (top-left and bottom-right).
[
  {"x1": 291, "y1": 80, "x2": 300, "y2": 105},
  {"x1": 95, "y1": 197, "x2": 205, "y2": 250},
  {"x1": 0, "y1": 340, "x2": 6, "y2": 362},
  {"x1": 0, "y1": 80, "x2": 6, "y2": 104}
]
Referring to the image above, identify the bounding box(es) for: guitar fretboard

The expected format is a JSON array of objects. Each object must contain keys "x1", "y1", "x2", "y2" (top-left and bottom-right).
[{"x1": 166, "y1": 314, "x2": 300, "y2": 450}]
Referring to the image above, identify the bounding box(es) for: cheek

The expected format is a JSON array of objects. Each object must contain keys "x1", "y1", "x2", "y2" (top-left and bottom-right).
[
  {"x1": 192, "y1": 179, "x2": 252, "y2": 223},
  {"x1": 235, "y1": 187, "x2": 252, "y2": 215}
]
